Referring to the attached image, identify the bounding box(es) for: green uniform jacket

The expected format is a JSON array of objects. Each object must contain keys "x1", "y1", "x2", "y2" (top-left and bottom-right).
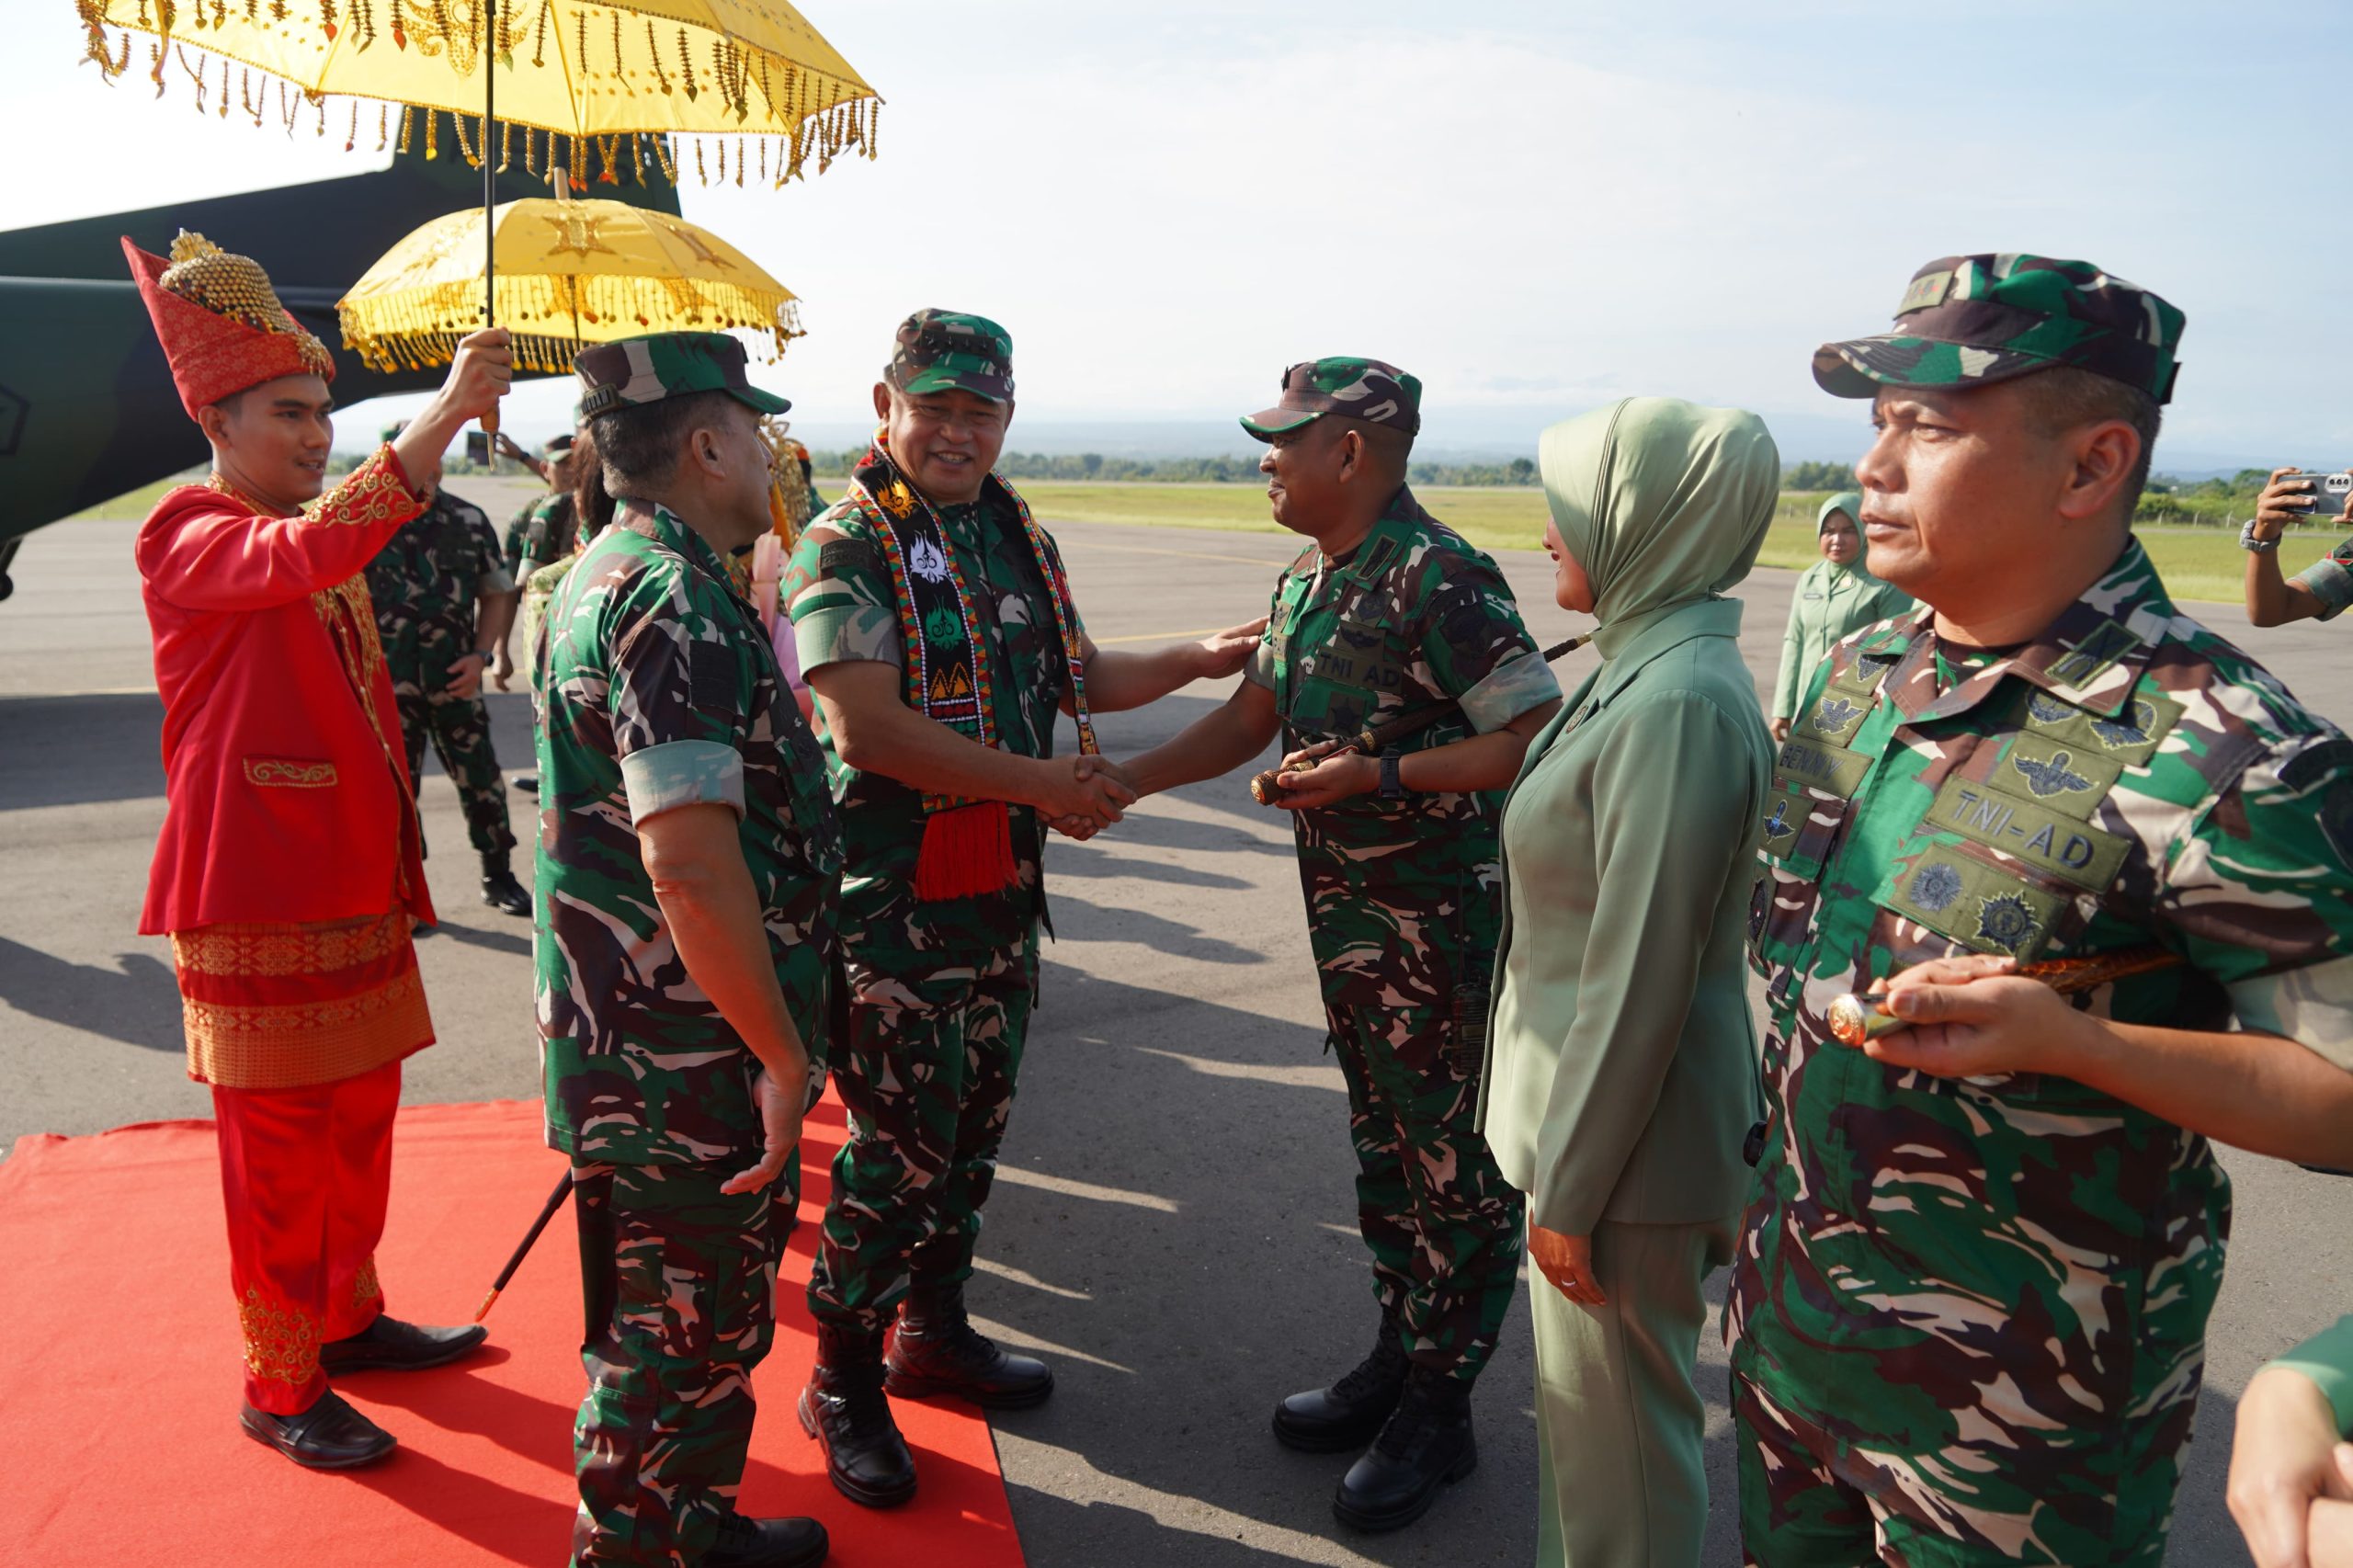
[
  {"x1": 1769, "y1": 557, "x2": 1912, "y2": 722},
  {"x1": 1478, "y1": 597, "x2": 1772, "y2": 1235}
]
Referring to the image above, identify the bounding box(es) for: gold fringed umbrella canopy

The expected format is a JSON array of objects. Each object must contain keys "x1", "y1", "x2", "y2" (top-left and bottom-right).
[
  {"x1": 73, "y1": 0, "x2": 881, "y2": 188},
  {"x1": 340, "y1": 197, "x2": 802, "y2": 373}
]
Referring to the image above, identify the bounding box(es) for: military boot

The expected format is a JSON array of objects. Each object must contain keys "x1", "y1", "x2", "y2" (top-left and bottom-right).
[
  {"x1": 798, "y1": 1325, "x2": 917, "y2": 1509},
  {"x1": 884, "y1": 1280, "x2": 1054, "y2": 1409},
  {"x1": 1332, "y1": 1367, "x2": 1476, "y2": 1532},
  {"x1": 480, "y1": 850, "x2": 530, "y2": 915},
  {"x1": 1272, "y1": 1318, "x2": 1407, "y2": 1452}
]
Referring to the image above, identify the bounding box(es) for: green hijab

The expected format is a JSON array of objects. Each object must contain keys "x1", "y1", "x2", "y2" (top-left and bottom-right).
[
  {"x1": 1814, "y1": 489, "x2": 1885, "y2": 581},
  {"x1": 1537, "y1": 396, "x2": 1779, "y2": 648}
]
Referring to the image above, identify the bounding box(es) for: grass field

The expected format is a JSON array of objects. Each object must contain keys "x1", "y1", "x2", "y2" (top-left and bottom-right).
[
  {"x1": 1006, "y1": 482, "x2": 2341, "y2": 607},
  {"x1": 61, "y1": 478, "x2": 2338, "y2": 608}
]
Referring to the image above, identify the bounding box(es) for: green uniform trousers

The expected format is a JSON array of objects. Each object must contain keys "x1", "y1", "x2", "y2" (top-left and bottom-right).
[
  {"x1": 806, "y1": 941, "x2": 1034, "y2": 1334},
  {"x1": 1733, "y1": 1372, "x2": 2170, "y2": 1568},
  {"x1": 1530, "y1": 1214, "x2": 1733, "y2": 1568},
  {"x1": 395, "y1": 677, "x2": 516, "y2": 858},
  {"x1": 1329, "y1": 998, "x2": 1524, "y2": 1382},
  {"x1": 570, "y1": 1161, "x2": 784, "y2": 1568}
]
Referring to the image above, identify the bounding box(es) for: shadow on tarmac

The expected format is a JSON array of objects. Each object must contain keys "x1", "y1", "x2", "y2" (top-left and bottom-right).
[{"x1": 0, "y1": 937, "x2": 182, "y2": 1052}]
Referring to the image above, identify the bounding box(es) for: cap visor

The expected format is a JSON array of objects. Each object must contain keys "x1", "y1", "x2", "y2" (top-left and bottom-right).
[
  {"x1": 730, "y1": 386, "x2": 793, "y2": 416},
  {"x1": 1239, "y1": 408, "x2": 1322, "y2": 441},
  {"x1": 1813, "y1": 335, "x2": 2051, "y2": 399},
  {"x1": 896, "y1": 368, "x2": 1011, "y2": 403}
]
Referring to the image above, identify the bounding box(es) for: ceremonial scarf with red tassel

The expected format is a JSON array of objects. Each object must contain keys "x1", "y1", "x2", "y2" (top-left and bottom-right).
[{"x1": 843, "y1": 437, "x2": 1099, "y2": 902}]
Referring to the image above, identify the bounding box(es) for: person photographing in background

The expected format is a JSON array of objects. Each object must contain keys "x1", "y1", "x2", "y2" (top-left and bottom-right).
[{"x1": 2243, "y1": 464, "x2": 2353, "y2": 626}]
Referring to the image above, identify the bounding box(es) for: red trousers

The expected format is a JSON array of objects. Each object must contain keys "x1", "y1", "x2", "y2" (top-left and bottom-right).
[{"x1": 211, "y1": 1060, "x2": 400, "y2": 1415}]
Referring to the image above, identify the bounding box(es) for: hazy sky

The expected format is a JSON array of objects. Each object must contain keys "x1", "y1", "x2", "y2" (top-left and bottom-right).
[{"x1": 16, "y1": 0, "x2": 2353, "y2": 466}]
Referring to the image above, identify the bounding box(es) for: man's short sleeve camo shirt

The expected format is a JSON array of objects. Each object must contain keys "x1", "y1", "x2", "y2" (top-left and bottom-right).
[
  {"x1": 535, "y1": 503, "x2": 844, "y2": 1166},
  {"x1": 1730, "y1": 539, "x2": 2353, "y2": 1551},
  {"x1": 1245, "y1": 488, "x2": 1561, "y2": 1006},
  {"x1": 782, "y1": 481, "x2": 1081, "y2": 963},
  {"x1": 2292, "y1": 536, "x2": 2353, "y2": 621},
  {"x1": 364, "y1": 489, "x2": 513, "y2": 677}
]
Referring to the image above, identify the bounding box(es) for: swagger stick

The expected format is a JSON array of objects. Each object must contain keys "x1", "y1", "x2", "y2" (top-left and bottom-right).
[
  {"x1": 1824, "y1": 946, "x2": 2183, "y2": 1046},
  {"x1": 473, "y1": 1166, "x2": 575, "y2": 1323},
  {"x1": 1248, "y1": 631, "x2": 1593, "y2": 804}
]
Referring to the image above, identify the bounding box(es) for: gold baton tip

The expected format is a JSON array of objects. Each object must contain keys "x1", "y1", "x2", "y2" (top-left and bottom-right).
[
  {"x1": 472, "y1": 1288, "x2": 500, "y2": 1324},
  {"x1": 1825, "y1": 994, "x2": 1904, "y2": 1047}
]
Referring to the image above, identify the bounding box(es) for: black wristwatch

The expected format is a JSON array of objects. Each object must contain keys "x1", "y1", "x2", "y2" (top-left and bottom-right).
[{"x1": 1378, "y1": 753, "x2": 1406, "y2": 799}]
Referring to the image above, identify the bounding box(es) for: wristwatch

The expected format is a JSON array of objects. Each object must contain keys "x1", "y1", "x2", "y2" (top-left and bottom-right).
[
  {"x1": 2241, "y1": 517, "x2": 2280, "y2": 553},
  {"x1": 1378, "y1": 753, "x2": 1406, "y2": 799}
]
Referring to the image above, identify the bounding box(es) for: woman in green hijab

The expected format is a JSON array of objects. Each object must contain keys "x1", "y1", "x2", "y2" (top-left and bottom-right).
[
  {"x1": 1478, "y1": 397, "x2": 1777, "y2": 1568},
  {"x1": 1768, "y1": 490, "x2": 1911, "y2": 741}
]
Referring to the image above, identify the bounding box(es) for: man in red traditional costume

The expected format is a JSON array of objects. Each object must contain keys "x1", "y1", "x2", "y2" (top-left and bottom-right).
[{"x1": 123, "y1": 229, "x2": 513, "y2": 1470}]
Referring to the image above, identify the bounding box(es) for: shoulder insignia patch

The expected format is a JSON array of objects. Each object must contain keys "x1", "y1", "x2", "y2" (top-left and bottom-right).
[{"x1": 818, "y1": 539, "x2": 879, "y2": 574}]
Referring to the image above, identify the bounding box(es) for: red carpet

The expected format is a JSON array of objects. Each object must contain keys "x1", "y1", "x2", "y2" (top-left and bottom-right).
[{"x1": 0, "y1": 1096, "x2": 1025, "y2": 1568}]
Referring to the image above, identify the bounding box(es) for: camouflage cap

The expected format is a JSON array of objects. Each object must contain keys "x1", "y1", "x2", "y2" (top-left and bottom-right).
[
  {"x1": 1815, "y1": 254, "x2": 2185, "y2": 405},
  {"x1": 1240, "y1": 357, "x2": 1422, "y2": 440},
  {"x1": 575, "y1": 331, "x2": 790, "y2": 420},
  {"x1": 544, "y1": 432, "x2": 576, "y2": 455},
  {"x1": 885, "y1": 309, "x2": 1015, "y2": 403}
]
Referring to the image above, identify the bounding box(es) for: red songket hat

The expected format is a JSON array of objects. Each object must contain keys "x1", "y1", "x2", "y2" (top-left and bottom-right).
[{"x1": 123, "y1": 231, "x2": 335, "y2": 419}]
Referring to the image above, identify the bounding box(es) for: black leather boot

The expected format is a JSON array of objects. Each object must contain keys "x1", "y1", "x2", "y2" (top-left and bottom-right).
[
  {"x1": 798, "y1": 1326, "x2": 917, "y2": 1508},
  {"x1": 1272, "y1": 1320, "x2": 1407, "y2": 1452},
  {"x1": 704, "y1": 1508, "x2": 829, "y2": 1568},
  {"x1": 238, "y1": 1392, "x2": 396, "y2": 1469},
  {"x1": 884, "y1": 1280, "x2": 1054, "y2": 1409},
  {"x1": 481, "y1": 851, "x2": 530, "y2": 916},
  {"x1": 1332, "y1": 1368, "x2": 1477, "y2": 1532}
]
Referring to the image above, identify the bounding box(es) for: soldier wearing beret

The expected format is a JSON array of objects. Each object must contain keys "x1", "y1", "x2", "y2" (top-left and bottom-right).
[
  {"x1": 537, "y1": 332, "x2": 836, "y2": 1568},
  {"x1": 363, "y1": 426, "x2": 529, "y2": 915},
  {"x1": 783, "y1": 310, "x2": 1262, "y2": 1508},
  {"x1": 1125, "y1": 358, "x2": 1562, "y2": 1532},
  {"x1": 1733, "y1": 255, "x2": 2353, "y2": 1567}
]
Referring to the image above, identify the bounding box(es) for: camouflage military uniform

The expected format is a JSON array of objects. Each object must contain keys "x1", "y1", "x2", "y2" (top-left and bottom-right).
[
  {"x1": 785, "y1": 475, "x2": 1074, "y2": 1334},
  {"x1": 1245, "y1": 460, "x2": 1561, "y2": 1381},
  {"x1": 2290, "y1": 535, "x2": 2353, "y2": 619},
  {"x1": 537, "y1": 333, "x2": 833, "y2": 1568},
  {"x1": 501, "y1": 498, "x2": 536, "y2": 584},
  {"x1": 364, "y1": 487, "x2": 516, "y2": 858},
  {"x1": 519, "y1": 489, "x2": 582, "y2": 577},
  {"x1": 1736, "y1": 255, "x2": 2353, "y2": 1567}
]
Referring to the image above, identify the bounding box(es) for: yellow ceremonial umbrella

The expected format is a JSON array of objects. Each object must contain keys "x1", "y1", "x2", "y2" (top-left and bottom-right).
[
  {"x1": 74, "y1": 0, "x2": 881, "y2": 426},
  {"x1": 338, "y1": 195, "x2": 804, "y2": 375},
  {"x1": 72, "y1": 1, "x2": 881, "y2": 186}
]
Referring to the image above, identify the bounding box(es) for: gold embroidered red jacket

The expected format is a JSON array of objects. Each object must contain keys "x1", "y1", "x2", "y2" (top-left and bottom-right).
[{"x1": 134, "y1": 446, "x2": 437, "y2": 933}]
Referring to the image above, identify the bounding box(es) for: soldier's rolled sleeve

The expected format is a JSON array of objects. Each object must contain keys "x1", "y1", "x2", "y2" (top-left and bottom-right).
[
  {"x1": 785, "y1": 528, "x2": 903, "y2": 676},
  {"x1": 1419, "y1": 564, "x2": 1554, "y2": 731},
  {"x1": 620, "y1": 739, "x2": 746, "y2": 824},
  {"x1": 2290, "y1": 539, "x2": 2353, "y2": 621},
  {"x1": 1459, "y1": 649, "x2": 1563, "y2": 734},
  {"x1": 479, "y1": 563, "x2": 517, "y2": 597},
  {"x1": 2157, "y1": 732, "x2": 2353, "y2": 1066},
  {"x1": 605, "y1": 605, "x2": 745, "y2": 824}
]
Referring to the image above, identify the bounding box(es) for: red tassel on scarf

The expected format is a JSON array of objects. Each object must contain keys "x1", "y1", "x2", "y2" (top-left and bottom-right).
[{"x1": 913, "y1": 801, "x2": 1019, "y2": 902}]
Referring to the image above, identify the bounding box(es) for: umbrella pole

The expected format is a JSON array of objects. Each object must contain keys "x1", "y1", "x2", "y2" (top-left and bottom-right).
[
  {"x1": 553, "y1": 165, "x2": 582, "y2": 367},
  {"x1": 480, "y1": 0, "x2": 500, "y2": 435}
]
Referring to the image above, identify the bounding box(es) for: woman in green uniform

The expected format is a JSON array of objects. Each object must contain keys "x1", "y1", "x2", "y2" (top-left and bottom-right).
[
  {"x1": 1768, "y1": 490, "x2": 1911, "y2": 741},
  {"x1": 1479, "y1": 396, "x2": 1779, "y2": 1568}
]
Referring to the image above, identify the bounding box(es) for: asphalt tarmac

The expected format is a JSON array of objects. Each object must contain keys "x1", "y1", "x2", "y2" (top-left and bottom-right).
[{"x1": 3, "y1": 481, "x2": 2347, "y2": 1567}]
